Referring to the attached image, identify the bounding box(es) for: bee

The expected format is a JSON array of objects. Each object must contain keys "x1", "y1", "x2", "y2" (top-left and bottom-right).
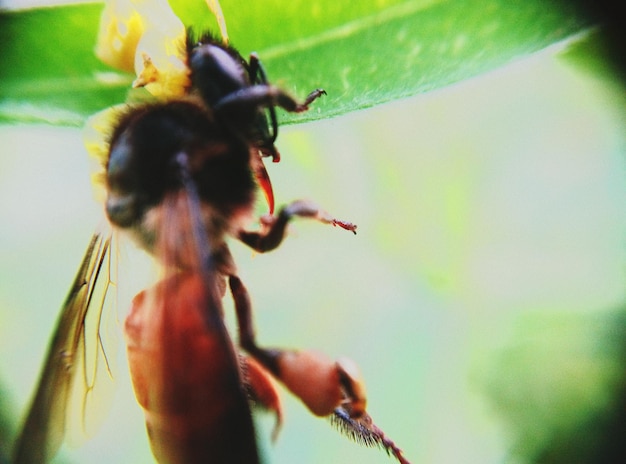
[{"x1": 13, "y1": 3, "x2": 408, "y2": 464}]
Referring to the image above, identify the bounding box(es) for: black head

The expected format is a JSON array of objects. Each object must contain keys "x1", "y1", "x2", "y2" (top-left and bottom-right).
[{"x1": 186, "y1": 31, "x2": 280, "y2": 161}]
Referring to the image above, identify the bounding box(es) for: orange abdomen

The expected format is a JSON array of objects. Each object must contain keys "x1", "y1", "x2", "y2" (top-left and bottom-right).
[{"x1": 125, "y1": 273, "x2": 258, "y2": 464}]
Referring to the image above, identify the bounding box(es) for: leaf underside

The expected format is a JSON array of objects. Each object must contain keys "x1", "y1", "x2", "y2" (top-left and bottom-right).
[{"x1": 0, "y1": 0, "x2": 591, "y2": 126}]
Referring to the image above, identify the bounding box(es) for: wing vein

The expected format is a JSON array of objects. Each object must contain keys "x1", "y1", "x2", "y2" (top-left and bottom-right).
[{"x1": 13, "y1": 231, "x2": 112, "y2": 464}]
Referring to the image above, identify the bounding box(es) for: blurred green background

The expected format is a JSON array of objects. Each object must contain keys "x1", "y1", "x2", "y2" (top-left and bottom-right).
[{"x1": 1, "y1": 1, "x2": 625, "y2": 463}]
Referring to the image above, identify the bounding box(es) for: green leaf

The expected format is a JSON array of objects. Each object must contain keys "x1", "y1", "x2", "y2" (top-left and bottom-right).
[
  {"x1": 0, "y1": 0, "x2": 591, "y2": 126},
  {"x1": 0, "y1": 3, "x2": 126, "y2": 125}
]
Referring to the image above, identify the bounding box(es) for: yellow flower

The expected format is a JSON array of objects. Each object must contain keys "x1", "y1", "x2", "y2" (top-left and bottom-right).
[
  {"x1": 85, "y1": 0, "x2": 229, "y2": 199},
  {"x1": 95, "y1": 0, "x2": 190, "y2": 99}
]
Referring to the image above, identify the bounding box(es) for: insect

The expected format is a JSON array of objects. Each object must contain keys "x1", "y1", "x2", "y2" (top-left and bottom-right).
[{"x1": 13, "y1": 2, "x2": 409, "y2": 463}]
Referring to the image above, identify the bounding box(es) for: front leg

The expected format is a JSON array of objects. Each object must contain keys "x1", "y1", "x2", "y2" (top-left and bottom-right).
[
  {"x1": 247, "y1": 53, "x2": 280, "y2": 146},
  {"x1": 238, "y1": 199, "x2": 357, "y2": 253},
  {"x1": 214, "y1": 85, "x2": 326, "y2": 120},
  {"x1": 247, "y1": 53, "x2": 326, "y2": 142}
]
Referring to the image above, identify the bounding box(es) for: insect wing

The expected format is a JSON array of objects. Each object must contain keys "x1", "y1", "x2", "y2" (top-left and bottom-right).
[
  {"x1": 126, "y1": 271, "x2": 260, "y2": 463},
  {"x1": 122, "y1": 183, "x2": 260, "y2": 463},
  {"x1": 14, "y1": 232, "x2": 115, "y2": 464}
]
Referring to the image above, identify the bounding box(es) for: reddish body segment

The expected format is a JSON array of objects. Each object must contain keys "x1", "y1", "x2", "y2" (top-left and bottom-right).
[{"x1": 125, "y1": 272, "x2": 258, "y2": 464}]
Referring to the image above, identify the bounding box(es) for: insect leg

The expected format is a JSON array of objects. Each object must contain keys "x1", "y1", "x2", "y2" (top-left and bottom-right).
[
  {"x1": 247, "y1": 53, "x2": 325, "y2": 109},
  {"x1": 248, "y1": 53, "x2": 280, "y2": 144},
  {"x1": 238, "y1": 199, "x2": 356, "y2": 252},
  {"x1": 228, "y1": 274, "x2": 280, "y2": 372},
  {"x1": 247, "y1": 53, "x2": 267, "y2": 85},
  {"x1": 214, "y1": 84, "x2": 324, "y2": 118},
  {"x1": 228, "y1": 274, "x2": 366, "y2": 418},
  {"x1": 301, "y1": 88, "x2": 327, "y2": 107},
  {"x1": 331, "y1": 408, "x2": 412, "y2": 464},
  {"x1": 228, "y1": 254, "x2": 410, "y2": 462}
]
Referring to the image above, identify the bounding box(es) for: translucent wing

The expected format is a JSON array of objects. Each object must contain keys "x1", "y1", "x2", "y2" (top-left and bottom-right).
[
  {"x1": 119, "y1": 163, "x2": 260, "y2": 462},
  {"x1": 13, "y1": 231, "x2": 114, "y2": 464}
]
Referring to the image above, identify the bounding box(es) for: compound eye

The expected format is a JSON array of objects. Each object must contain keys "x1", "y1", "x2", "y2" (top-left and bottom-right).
[
  {"x1": 106, "y1": 192, "x2": 138, "y2": 228},
  {"x1": 107, "y1": 132, "x2": 136, "y2": 195},
  {"x1": 106, "y1": 132, "x2": 140, "y2": 227}
]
